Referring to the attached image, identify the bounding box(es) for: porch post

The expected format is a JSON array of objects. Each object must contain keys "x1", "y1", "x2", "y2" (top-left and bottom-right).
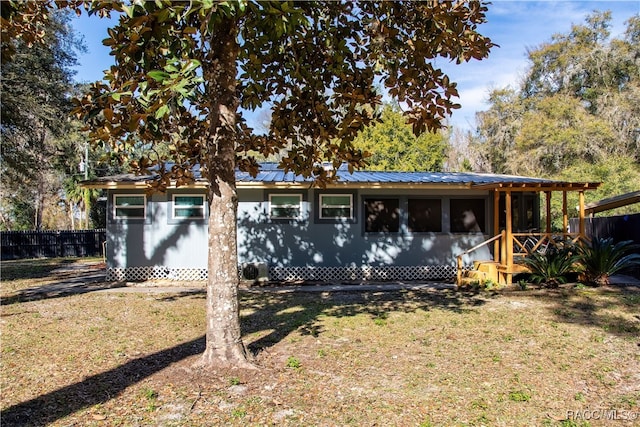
[
  {"x1": 505, "y1": 190, "x2": 513, "y2": 278},
  {"x1": 545, "y1": 191, "x2": 552, "y2": 234},
  {"x1": 578, "y1": 190, "x2": 586, "y2": 238},
  {"x1": 562, "y1": 191, "x2": 568, "y2": 233},
  {"x1": 494, "y1": 189, "x2": 500, "y2": 262}
]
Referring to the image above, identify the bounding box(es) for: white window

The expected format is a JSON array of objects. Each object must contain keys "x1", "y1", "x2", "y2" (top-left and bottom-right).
[
  {"x1": 172, "y1": 195, "x2": 205, "y2": 219},
  {"x1": 114, "y1": 195, "x2": 146, "y2": 219},
  {"x1": 269, "y1": 194, "x2": 302, "y2": 219},
  {"x1": 319, "y1": 194, "x2": 353, "y2": 219}
]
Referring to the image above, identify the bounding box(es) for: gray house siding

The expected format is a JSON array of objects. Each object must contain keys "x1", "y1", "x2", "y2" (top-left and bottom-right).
[
  {"x1": 106, "y1": 190, "x2": 209, "y2": 280},
  {"x1": 237, "y1": 187, "x2": 492, "y2": 269},
  {"x1": 104, "y1": 186, "x2": 496, "y2": 281},
  {"x1": 83, "y1": 164, "x2": 588, "y2": 282}
]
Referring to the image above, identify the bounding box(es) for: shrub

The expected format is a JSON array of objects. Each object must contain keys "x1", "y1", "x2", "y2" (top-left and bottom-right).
[
  {"x1": 522, "y1": 245, "x2": 579, "y2": 288},
  {"x1": 576, "y1": 237, "x2": 640, "y2": 286}
]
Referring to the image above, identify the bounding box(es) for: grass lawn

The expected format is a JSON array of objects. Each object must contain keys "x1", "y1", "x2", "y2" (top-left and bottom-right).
[{"x1": 1, "y1": 258, "x2": 639, "y2": 426}]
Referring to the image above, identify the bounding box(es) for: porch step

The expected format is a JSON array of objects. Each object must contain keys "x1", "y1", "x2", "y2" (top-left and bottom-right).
[
  {"x1": 459, "y1": 260, "x2": 500, "y2": 287},
  {"x1": 496, "y1": 263, "x2": 531, "y2": 275},
  {"x1": 458, "y1": 261, "x2": 531, "y2": 287}
]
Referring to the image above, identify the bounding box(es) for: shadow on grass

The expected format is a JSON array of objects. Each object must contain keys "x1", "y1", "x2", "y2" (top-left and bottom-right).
[
  {"x1": 502, "y1": 285, "x2": 640, "y2": 340},
  {"x1": 1, "y1": 285, "x2": 492, "y2": 425},
  {"x1": 242, "y1": 288, "x2": 492, "y2": 354},
  {"x1": 1, "y1": 258, "x2": 78, "y2": 280},
  {"x1": 1, "y1": 336, "x2": 205, "y2": 427},
  {"x1": 0, "y1": 277, "x2": 119, "y2": 306}
]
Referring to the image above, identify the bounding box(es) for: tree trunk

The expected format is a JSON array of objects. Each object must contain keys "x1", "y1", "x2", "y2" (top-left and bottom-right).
[
  {"x1": 70, "y1": 201, "x2": 76, "y2": 231},
  {"x1": 198, "y1": 18, "x2": 253, "y2": 369},
  {"x1": 35, "y1": 180, "x2": 44, "y2": 231}
]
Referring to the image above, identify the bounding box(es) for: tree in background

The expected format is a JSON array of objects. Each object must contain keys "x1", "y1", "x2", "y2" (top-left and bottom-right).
[
  {"x1": 7, "y1": 0, "x2": 495, "y2": 367},
  {"x1": 523, "y1": 11, "x2": 639, "y2": 162},
  {"x1": 352, "y1": 105, "x2": 448, "y2": 172},
  {"x1": 0, "y1": 8, "x2": 87, "y2": 230},
  {"x1": 471, "y1": 11, "x2": 640, "y2": 219}
]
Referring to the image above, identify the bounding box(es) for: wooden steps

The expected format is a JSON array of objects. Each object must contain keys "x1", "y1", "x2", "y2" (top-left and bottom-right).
[{"x1": 458, "y1": 260, "x2": 530, "y2": 287}]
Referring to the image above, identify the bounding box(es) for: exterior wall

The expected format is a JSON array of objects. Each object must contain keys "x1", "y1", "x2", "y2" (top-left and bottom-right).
[
  {"x1": 106, "y1": 189, "x2": 208, "y2": 280},
  {"x1": 237, "y1": 188, "x2": 493, "y2": 280},
  {"x1": 105, "y1": 187, "x2": 506, "y2": 281}
]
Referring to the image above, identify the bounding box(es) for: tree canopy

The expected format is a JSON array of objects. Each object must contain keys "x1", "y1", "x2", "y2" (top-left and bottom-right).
[
  {"x1": 471, "y1": 11, "x2": 640, "y2": 216},
  {"x1": 0, "y1": 8, "x2": 88, "y2": 230},
  {"x1": 5, "y1": 0, "x2": 496, "y2": 367},
  {"x1": 352, "y1": 104, "x2": 448, "y2": 172}
]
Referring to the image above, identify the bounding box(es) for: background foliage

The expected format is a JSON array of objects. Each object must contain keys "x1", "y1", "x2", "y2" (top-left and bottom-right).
[{"x1": 464, "y1": 11, "x2": 640, "y2": 224}]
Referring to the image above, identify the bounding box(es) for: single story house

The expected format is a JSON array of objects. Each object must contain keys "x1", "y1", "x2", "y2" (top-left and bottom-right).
[{"x1": 82, "y1": 163, "x2": 599, "y2": 283}]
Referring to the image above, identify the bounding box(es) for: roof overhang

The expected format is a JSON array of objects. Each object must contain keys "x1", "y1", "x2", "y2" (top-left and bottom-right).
[
  {"x1": 471, "y1": 182, "x2": 601, "y2": 192},
  {"x1": 585, "y1": 190, "x2": 640, "y2": 215}
]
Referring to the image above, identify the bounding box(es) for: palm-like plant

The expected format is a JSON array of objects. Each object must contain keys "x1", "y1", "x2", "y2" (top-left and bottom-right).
[
  {"x1": 576, "y1": 237, "x2": 640, "y2": 286},
  {"x1": 522, "y1": 246, "x2": 580, "y2": 288}
]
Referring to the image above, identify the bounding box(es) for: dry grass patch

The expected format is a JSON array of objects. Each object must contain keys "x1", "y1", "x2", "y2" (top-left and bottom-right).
[{"x1": 1, "y1": 260, "x2": 639, "y2": 426}]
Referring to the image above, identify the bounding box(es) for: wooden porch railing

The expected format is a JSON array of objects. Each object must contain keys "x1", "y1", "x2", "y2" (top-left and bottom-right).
[
  {"x1": 456, "y1": 232, "x2": 586, "y2": 286},
  {"x1": 512, "y1": 232, "x2": 585, "y2": 258},
  {"x1": 456, "y1": 232, "x2": 504, "y2": 285}
]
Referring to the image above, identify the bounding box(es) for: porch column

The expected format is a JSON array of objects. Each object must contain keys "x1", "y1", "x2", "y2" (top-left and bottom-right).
[
  {"x1": 505, "y1": 190, "x2": 513, "y2": 270},
  {"x1": 494, "y1": 189, "x2": 500, "y2": 262},
  {"x1": 545, "y1": 191, "x2": 552, "y2": 234},
  {"x1": 562, "y1": 191, "x2": 568, "y2": 232},
  {"x1": 578, "y1": 190, "x2": 586, "y2": 238}
]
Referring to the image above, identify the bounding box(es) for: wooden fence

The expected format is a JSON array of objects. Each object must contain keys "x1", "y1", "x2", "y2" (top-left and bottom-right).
[
  {"x1": 570, "y1": 213, "x2": 640, "y2": 278},
  {"x1": 569, "y1": 213, "x2": 640, "y2": 245},
  {"x1": 1, "y1": 229, "x2": 106, "y2": 260}
]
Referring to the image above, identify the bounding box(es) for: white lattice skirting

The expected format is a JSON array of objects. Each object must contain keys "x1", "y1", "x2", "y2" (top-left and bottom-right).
[
  {"x1": 107, "y1": 265, "x2": 456, "y2": 282},
  {"x1": 107, "y1": 266, "x2": 208, "y2": 281},
  {"x1": 268, "y1": 265, "x2": 456, "y2": 281}
]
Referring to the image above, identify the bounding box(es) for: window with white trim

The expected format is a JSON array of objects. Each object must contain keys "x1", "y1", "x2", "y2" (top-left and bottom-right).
[
  {"x1": 319, "y1": 194, "x2": 353, "y2": 219},
  {"x1": 172, "y1": 195, "x2": 205, "y2": 219},
  {"x1": 269, "y1": 194, "x2": 302, "y2": 219},
  {"x1": 114, "y1": 195, "x2": 146, "y2": 219}
]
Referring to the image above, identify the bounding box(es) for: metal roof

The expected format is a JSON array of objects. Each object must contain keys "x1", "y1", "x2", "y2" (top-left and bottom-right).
[
  {"x1": 236, "y1": 163, "x2": 553, "y2": 185},
  {"x1": 81, "y1": 162, "x2": 600, "y2": 191}
]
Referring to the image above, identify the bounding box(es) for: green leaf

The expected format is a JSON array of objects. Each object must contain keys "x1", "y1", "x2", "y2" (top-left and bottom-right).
[
  {"x1": 155, "y1": 104, "x2": 169, "y2": 119},
  {"x1": 111, "y1": 91, "x2": 132, "y2": 102},
  {"x1": 182, "y1": 59, "x2": 201, "y2": 75},
  {"x1": 147, "y1": 70, "x2": 171, "y2": 82},
  {"x1": 121, "y1": 5, "x2": 135, "y2": 19}
]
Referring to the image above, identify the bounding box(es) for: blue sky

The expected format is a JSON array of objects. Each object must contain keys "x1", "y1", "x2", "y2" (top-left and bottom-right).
[{"x1": 71, "y1": 1, "x2": 640, "y2": 133}]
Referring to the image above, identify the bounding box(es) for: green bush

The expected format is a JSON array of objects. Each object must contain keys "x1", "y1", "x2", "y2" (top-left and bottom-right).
[
  {"x1": 522, "y1": 245, "x2": 579, "y2": 288},
  {"x1": 576, "y1": 237, "x2": 640, "y2": 286}
]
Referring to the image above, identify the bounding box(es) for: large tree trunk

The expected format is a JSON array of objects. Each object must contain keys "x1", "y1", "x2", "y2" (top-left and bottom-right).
[{"x1": 198, "y1": 18, "x2": 253, "y2": 369}]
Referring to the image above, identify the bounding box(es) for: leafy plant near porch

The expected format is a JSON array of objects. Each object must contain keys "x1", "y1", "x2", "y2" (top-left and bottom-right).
[
  {"x1": 522, "y1": 245, "x2": 580, "y2": 288},
  {"x1": 576, "y1": 237, "x2": 640, "y2": 286}
]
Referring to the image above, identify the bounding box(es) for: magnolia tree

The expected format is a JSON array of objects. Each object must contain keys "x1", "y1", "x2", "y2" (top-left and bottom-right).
[{"x1": 4, "y1": 0, "x2": 495, "y2": 368}]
